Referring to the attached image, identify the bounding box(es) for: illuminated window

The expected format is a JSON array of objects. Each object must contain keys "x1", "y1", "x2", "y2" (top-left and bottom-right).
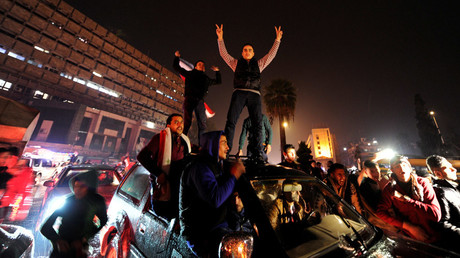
[
  {"x1": 0, "y1": 79, "x2": 12, "y2": 91},
  {"x1": 7, "y1": 51, "x2": 25, "y2": 61},
  {"x1": 0, "y1": 47, "x2": 6, "y2": 54},
  {"x1": 27, "y1": 59, "x2": 43, "y2": 68}
]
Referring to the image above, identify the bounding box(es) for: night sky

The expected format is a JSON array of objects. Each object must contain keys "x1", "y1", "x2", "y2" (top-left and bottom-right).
[{"x1": 66, "y1": 0, "x2": 460, "y2": 162}]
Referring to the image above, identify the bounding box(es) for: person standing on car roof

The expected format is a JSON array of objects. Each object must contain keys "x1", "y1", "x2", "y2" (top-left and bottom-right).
[
  {"x1": 179, "y1": 131, "x2": 245, "y2": 257},
  {"x1": 137, "y1": 113, "x2": 191, "y2": 220},
  {"x1": 41, "y1": 169, "x2": 107, "y2": 258},
  {"x1": 216, "y1": 24, "x2": 283, "y2": 162},
  {"x1": 173, "y1": 50, "x2": 221, "y2": 145},
  {"x1": 238, "y1": 114, "x2": 273, "y2": 161}
]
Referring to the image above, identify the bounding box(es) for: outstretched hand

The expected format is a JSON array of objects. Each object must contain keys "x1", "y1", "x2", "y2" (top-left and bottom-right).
[
  {"x1": 275, "y1": 26, "x2": 283, "y2": 41},
  {"x1": 210, "y1": 65, "x2": 219, "y2": 71},
  {"x1": 216, "y1": 24, "x2": 223, "y2": 40},
  {"x1": 175, "y1": 51, "x2": 180, "y2": 57}
]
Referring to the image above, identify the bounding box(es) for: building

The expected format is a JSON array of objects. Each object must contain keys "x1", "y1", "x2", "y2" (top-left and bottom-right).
[
  {"x1": 306, "y1": 128, "x2": 337, "y2": 168},
  {"x1": 0, "y1": 0, "x2": 185, "y2": 159}
]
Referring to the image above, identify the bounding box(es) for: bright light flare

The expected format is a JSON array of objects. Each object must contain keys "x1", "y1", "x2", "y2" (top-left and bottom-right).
[{"x1": 283, "y1": 122, "x2": 288, "y2": 128}]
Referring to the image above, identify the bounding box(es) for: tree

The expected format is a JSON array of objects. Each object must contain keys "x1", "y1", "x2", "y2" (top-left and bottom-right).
[
  {"x1": 297, "y1": 141, "x2": 313, "y2": 170},
  {"x1": 414, "y1": 94, "x2": 442, "y2": 156},
  {"x1": 263, "y1": 79, "x2": 296, "y2": 161}
]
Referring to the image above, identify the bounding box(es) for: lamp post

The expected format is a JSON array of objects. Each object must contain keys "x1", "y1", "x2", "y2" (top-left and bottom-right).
[
  {"x1": 429, "y1": 111, "x2": 446, "y2": 154},
  {"x1": 279, "y1": 116, "x2": 287, "y2": 162}
]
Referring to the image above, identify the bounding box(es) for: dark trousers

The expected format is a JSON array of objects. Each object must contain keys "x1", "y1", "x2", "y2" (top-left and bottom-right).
[
  {"x1": 183, "y1": 96, "x2": 207, "y2": 144},
  {"x1": 225, "y1": 90, "x2": 263, "y2": 158}
]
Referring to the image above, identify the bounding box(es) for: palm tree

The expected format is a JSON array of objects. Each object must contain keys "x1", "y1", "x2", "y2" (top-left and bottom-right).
[{"x1": 263, "y1": 79, "x2": 297, "y2": 161}]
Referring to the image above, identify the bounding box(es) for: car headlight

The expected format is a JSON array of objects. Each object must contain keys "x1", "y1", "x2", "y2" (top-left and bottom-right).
[{"x1": 219, "y1": 232, "x2": 253, "y2": 258}]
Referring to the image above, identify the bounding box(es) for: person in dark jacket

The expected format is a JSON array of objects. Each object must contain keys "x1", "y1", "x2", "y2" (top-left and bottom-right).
[
  {"x1": 41, "y1": 169, "x2": 107, "y2": 257},
  {"x1": 216, "y1": 24, "x2": 283, "y2": 161},
  {"x1": 278, "y1": 144, "x2": 302, "y2": 170},
  {"x1": 179, "y1": 131, "x2": 245, "y2": 257},
  {"x1": 426, "y1": 155, "x2": 460, "y2": 253},
  {"x1": 324, "y1": 163, "x2": 362, "y2": 214},
  {"x1": 173, "y1": 51, "x2": 221, "y2": 144}
]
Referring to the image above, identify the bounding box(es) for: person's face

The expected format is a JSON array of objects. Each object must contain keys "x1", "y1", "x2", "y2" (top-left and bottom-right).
[
  {"x1": 435, "y1": 159, "x2": 457, "y2": 181},
  {"x1": 0, "y1": 152, "x2": 10, "y2": 167},
  {"x1": 284, "y1": 149, "x2": 296, "y2": 163},
  {"x1": 331, "y1": 169, "x2": 347, "y2": 187},
  {"x1": 284, "y1": 190, "x2": 300, "y2": 203},
  {"x1": 391, "y1": 159, "x2": 412, "y2": 183},
  {"x1": 231, "y1": 192, "x2": 244, "y2": 213},
  {"x1": 218, "y1": 135, "x2": 229, "y2": 160},
  {"x1": 195, "y1": 61, "x2": 205, "y2": 72},
  {"x1": 310, "y1": 162, "x2": 316, "y2": 168},
  {"x1": 368, "y1": 166, "x2": 381, "y2": 181},
  {"x1": 167, "y1": 116, "x2": 184, "y2": 135},
  {"x1": 241, "y1": 45, "x2": 254, "y2": 60},
  {"x1": 73, "y1": 180, "x2": 88, "y2": 199}
]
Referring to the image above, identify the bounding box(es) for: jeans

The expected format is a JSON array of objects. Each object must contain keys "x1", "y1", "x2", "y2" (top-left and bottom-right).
[
  {"x1": 224, "y1": 90, "x2": 263, "y2": 158},
  {"x1": 183, "y1": 97, "x2": 207, "y2": 144}
]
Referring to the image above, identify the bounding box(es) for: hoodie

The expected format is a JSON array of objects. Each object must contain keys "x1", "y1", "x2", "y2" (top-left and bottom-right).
[
  {"x1": 41, "y1": 169, "x2": 108, "y2": 251},
  {"x1": 179, "y1": 131, "x2": 236, "y2": 242}
]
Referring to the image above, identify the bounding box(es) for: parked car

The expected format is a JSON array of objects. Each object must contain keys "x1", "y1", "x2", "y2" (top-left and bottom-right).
[
  {"x1": 0, "y1": 224, "x2": 34, "y2": 257},
  {"x1": 24, "y1": 157, "x2": 55, "y2": 184},
  {"x1": 98, "y1": 161, "x2": 459, "y2": 257},
  {"x1": 33, "y1": 164, "x2": 121, "y2": 256}
]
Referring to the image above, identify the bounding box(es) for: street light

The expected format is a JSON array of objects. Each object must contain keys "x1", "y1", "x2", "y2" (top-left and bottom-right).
[
  {"x1": 283, "y1": 121, "x2": 288, "y2": 128},
  {"x1": 429, "y1": 110, "x2": 445, "y2": 145}
]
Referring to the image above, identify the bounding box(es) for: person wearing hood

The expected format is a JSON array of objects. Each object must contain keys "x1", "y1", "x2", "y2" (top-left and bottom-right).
[
  {"x1": 179, "y1": 131, "x2": 245, "y2": 257},
  {"x1": 137, "y1": 113, "x2": 191, "y2": 220},
  {"x1": 173, "y1": 51, "x2": 221, "y2": 145},
  {"x1": 41, "y1": 169, "x2": 107, "y2": 257}
]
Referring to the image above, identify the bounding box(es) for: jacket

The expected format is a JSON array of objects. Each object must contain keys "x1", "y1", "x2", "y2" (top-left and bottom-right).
[
  {"x1": 376, "y1": 174, "x2": 441, "y2": 243},
  {"x1": 41, "y1": 169, "x2": 107, "y2": 256},
  {"x1": 234, "y1": 58, "x2": 261, "y2": 91},
  {"x1": 173, "y1": 57, "x2": 221, "y2": 99},
  {"x1": 179, "y1": 131, "x2": 236, "y2": 241}
]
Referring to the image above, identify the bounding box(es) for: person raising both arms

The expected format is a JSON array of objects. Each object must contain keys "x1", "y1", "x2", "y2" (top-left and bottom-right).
[{"x1": 216, "y1": 24, "x2": 283, "y2": 162}]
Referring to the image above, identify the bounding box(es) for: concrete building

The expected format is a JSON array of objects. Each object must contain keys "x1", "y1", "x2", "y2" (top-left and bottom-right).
[
  {"x1": 0, "y1": 0, "x2": 184, "y2": 159},
  {"x1": 306, "y1": 128, "x2": 338, "y2": 168}
]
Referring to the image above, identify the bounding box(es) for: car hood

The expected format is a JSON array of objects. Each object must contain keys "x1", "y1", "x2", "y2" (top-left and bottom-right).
[{"x1": 367, "y1": 234, "x2": 458, "y2": 257}]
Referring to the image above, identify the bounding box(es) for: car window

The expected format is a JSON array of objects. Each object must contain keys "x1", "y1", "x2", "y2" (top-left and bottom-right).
[
  {"x1": 33, "y1": 159, "x2": 41, "y2": 167},
  {"x1": 119, "y1": 166, "x2": 150, "y2": 204},
  {"x1": 56, "y1": 168, "x2": 115, "y2": 187},
  {"x1": 251, "y1": 178, "x2": 377, "y2": 257},
  {"x1": 42, "y1": 159, "x2": 53, "y2": 167}
]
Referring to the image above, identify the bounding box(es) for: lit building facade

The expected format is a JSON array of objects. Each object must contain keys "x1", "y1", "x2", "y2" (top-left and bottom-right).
[
  {"x1": 306, "y1": 128, "x2": 337, "y2": 167},
  {"x1": 0, "y1": 0, "x2": 184, "y2": 158}
]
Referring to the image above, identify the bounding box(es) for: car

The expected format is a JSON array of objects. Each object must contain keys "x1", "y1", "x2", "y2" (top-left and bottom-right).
[
  {"x1": 0, "y1": 224, "x2": 34, "y2": 257},
  {"x1": 23, "y1": 157, "x2": 55, "y2": 184},
  {"x1": 33, "y1": 164, "x2": 121, "y2": 257},
  {"x1": 98, "y1": 160, "x2": 459, "y2": 258}
]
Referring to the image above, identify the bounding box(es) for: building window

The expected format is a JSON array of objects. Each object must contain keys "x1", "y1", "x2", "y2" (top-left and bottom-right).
[{"x1": 0, "y1": 79, "x2": 12, "y2": 91}]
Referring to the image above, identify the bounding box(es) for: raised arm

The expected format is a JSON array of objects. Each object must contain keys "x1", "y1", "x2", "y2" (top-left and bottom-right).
[
  {"x1": 258, "y1": 26, "x2": 283, "y2": 72},
  {"x1": 173, "y1": 50, "x2": 190, "y2": 77},
  {"x1": 216, "y1": 24, "x2": 237, "y2": 71}
]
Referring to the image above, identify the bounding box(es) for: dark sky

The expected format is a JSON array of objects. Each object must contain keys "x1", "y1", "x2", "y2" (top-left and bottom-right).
[{"x1": 66, "y1": 0, "x2": 460, "y2": 162}]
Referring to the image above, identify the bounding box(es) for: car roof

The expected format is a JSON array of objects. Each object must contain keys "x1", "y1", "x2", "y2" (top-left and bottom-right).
[
  {"x1": 65, "y1": 164, "x2": 115, "y2": 170},
  {"x1": 241, "y1": 161, "x2": 313, "y2": 181}
]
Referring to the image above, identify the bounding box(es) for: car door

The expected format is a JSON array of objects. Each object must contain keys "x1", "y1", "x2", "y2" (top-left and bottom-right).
[{"x1": 134, "y1": 208, "x2": 173, "y2": 257}]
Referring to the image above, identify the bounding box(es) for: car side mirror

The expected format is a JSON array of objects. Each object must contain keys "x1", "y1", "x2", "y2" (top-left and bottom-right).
[
  {"x1": 219, "y1": 232, "x2": 254, "y2": 258},
  {"x1": 43, "y1": 180, "x2": 55, "y2": 187}
]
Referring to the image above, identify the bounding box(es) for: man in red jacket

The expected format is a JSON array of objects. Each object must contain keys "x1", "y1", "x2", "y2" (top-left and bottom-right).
[{"x1": 376, "y1": 155, "x2": 441, "y2": 243}]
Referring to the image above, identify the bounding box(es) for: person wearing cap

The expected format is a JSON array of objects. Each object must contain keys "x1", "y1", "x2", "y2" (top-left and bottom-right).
[
  {"x1": 426, "y1": 155, "x2": 460, "y2": 252},
  {"x1": 268, "y1": 180, "x2": 307, "y2": 230},
  {"x1": 376, "y1": 155, "x2": 441, "y2": 243}
]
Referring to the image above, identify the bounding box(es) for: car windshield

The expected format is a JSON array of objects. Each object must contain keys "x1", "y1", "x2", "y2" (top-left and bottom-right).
[
  {"x1": 57, "y1": 168, "x2": 115, "y2": 187},
  {"x1": 251, "y1": 178, "x2": 377, "y2": 257}
]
